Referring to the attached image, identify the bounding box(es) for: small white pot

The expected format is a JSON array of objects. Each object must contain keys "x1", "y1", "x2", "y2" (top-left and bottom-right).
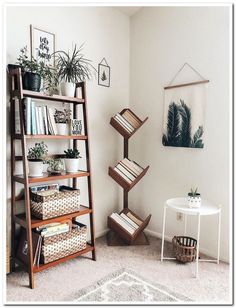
[
  {"x1": 188, "y1": 194, "x2": 201, "y2": 208},
  {"x1": 28, "y1": 160, "x2": 44, "y2": 177},
  {"x1": 56, "y1": 123, "x2": 69, "y2": 135},
  {"x1": 60, "y1": 82, "x2": 75, "y2": 97},
  {"x1": 64, "y1": 158, "x2": 79, "y2": 173}
]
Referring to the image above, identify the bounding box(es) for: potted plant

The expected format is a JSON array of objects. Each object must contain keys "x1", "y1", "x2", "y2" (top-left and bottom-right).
[
  {"x1": 188, "y1": 187, "x2": 201, "y2": 208},
  {"x1": 46, "y1": 158, "x2": 64, "y2": 175},
  {"x1": 17, "y1": 46, "x2": 52, "y2": 92},
  {"x1": 28, "y1": 142, "x2": 48, "y2": 177},
  {"x1": 54, "y1": 44, "x2": 96, "y2": 97},
  {"x1": 54, "y1": 108, "x2": 71, "y2": 135},
  {"x1": 64, "y1": 149, "x2": 82, "y2": 173}
]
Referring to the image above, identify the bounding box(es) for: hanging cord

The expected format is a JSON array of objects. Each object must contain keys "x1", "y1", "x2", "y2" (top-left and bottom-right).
[
  {"x1": 99, "y1": 57, "x2": 109, "y2": 66},
  {"x1": 168, "y1": 62, "x2": 207, "y2": 86}
]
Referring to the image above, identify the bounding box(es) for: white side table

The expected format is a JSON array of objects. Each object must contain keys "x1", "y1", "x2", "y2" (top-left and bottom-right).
[{"x1": 160, "y1": 197, "x2": 221, "y2": 278}]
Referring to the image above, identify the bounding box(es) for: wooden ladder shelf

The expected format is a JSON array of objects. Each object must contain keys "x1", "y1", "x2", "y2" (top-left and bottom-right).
[{"x1": 9, "y1": 68, "x2": 96, "y2": 289}]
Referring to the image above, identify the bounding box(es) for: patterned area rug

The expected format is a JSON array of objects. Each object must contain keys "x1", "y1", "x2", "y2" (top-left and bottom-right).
[{"x1": 72, "y1": 268, "x2": 192, "y2": 303}]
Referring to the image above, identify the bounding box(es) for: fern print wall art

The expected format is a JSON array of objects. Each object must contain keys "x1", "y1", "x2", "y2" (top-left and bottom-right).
[{"x1": 162, "y1": 83, "x2": 207, "y2": 148}]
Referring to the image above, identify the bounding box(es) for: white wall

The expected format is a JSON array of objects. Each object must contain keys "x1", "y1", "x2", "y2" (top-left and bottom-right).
[
  {"x1": 6, "y1": 6, "x2": 130, "y2": 238},
  {"x1": 129, "y1": 6, "x2": 231, "y2": 261}
]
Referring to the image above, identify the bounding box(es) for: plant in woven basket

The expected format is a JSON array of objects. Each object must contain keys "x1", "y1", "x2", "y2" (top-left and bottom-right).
[
  {"x1": 64, "y1": 149, "x2": 82, "y2": 173},
  {"x1": 27, "y1": 142, "x2": 48, "y2": 177},
  {"x1": 188, "y1": 187, "x2": 201, "y2": 208},
  {"x1": 46, "y1": 158, "x2": 64, "y2": 175}
]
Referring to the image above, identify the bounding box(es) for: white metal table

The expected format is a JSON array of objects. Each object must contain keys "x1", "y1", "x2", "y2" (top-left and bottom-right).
[{"x1": 160, "y1": 197, "x2": 221, "y2": 277}]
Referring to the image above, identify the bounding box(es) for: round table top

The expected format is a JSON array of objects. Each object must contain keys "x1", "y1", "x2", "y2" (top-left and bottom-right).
[{"x1": 165, "y1": 197, "x2": 221, "y2": 216}]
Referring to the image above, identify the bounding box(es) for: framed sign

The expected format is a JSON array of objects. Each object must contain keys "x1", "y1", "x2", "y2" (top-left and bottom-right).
[
  {"x1": 30, "y1": 25, "x2": 55, "y2": 66},
  {"x1": 98, "y1": 58, "x2": 110, "y2": 87}
]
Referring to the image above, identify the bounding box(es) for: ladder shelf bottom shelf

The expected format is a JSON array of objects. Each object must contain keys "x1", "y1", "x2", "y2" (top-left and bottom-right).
[{"x1": 15, "y1": 205, "x2": 92, "y2": 228}]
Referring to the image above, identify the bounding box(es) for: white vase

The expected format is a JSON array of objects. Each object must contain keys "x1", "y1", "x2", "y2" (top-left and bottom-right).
[
  {"x1": 188, "y1": 194, "x2": 201, "y2": 208},
  {"x1": 64, "y1": 158, "x2": 79, "y2": 173},
  {"x1": 60, "y1": 82, "x2": 75, "y2": 97},
  {"x1": 56, "y1": 123, "x2": 69, "y2": 135},
  {"x1": 28, "y1": 161, "x2": 44, "y2": 177}
]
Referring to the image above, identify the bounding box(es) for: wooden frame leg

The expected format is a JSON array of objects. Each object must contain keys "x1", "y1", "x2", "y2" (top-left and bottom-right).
[
  {"x1": 217, "y1": 208, "x2": 221, "y2": 264},
  {"x1": 184, "y1": 214, "x2": 187, "y2": 236},
  {"x1": 195, "y1": 214, "x2": 201, "y2": 278},
  {"x1": 161, "y1": 205, "x2": 167, "y2": 262}
]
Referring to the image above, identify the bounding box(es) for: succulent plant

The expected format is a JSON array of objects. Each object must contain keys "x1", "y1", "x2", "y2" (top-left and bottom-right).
[{"x1": 64, "y1": 148, "x2": 81, "y2": 159}]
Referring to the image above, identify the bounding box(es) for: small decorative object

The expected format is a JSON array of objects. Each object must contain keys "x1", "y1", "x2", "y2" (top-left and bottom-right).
[
  {"x1": 172, "y1": 236, "x2": 197, "y2": 263},
  {"x1": 46, "y1": 158, "x2": 64, "y2": 175},
  {"x1": 70, "y1": 119, "x2": 82, "y2": 135},
  {"x1": 27, "y1": 142, "x2": 48, "y2": 177},
  {"x1": 64, "y1": 148, "x2": 82, "y2": 173},
  {"x1": 54, "y1": 44, "x2": 96, "y2": 97},
  {"x1": 54, "y1": 108, "x2": 71, "y2": 135},
  {"x1": 30, "y1": 25, "x2": 55, "y2": 66},
  {"x1": 162, "y1": 63, "x2": 209, "y2": 149},
  {"x1": 188, "y1": 187, "x2": 201, "y2": 208},
  {"x1": 98, "y1": 58, "x2": 110, "y2": 87},
  {"x1": 17, "y1": 46, "x2": 53, "y2": 92}
]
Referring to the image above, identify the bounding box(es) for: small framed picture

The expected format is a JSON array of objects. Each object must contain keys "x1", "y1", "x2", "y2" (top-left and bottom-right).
[
  {"x1": 30, "y1": 25, "x2": 55, "y2": 66},
  {"x1": 98, "y1": 58, "x2": 110, "y2": 87},
  {"x1": 70, "y1": 119, "x2": 82, "y2": 135}
]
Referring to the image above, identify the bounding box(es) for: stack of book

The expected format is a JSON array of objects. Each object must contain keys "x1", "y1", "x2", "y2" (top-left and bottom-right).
[
  {"x1": 110, "y1": 211, "x2": 142, "y2": 235},
  {"x1": 113, "y1": 109, "x2": 141, "y2": 134},
  {"x1": 114, "y1": 158, "x2": 144, "y2": 184},
  {"x1": 36, "y1": 222, "x2": 70, "y2": 238},
  {"x1": 24, "y1": 97, "x2": 58, "y2": 135}
]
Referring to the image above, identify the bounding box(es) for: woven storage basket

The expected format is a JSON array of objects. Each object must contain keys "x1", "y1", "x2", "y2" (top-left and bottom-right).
[
  {"x1": 30, "y1": 186, "x2": 80, "y2": 220},
  {"x1": 172, "y1": 236, "x2": 197, "y2": 263},
  {"x1": 41, "y1": 222, "x2": 87, "y2": 264}
]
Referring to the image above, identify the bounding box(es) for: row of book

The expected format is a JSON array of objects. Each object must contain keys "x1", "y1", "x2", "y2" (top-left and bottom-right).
[
  {"x1": 24, "y1": 97, "x2": 58, "y2": 135},
  {"x1": 110, "y1": 211, "x2": 142, "y2": 235},
  {"x1": 114, "y1": 158, "x2": 144, "y2": 184},
  {"x1": 113, "y1": 109, "x2": 141, "y2": 134}
]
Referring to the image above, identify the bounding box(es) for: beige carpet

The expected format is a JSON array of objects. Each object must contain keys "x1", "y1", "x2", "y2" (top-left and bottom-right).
[{"x1": 6, "y1": 235, "x2": 231, "y2": 304}]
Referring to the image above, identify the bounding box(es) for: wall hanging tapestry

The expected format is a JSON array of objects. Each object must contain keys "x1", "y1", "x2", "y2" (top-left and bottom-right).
[
  {"x1": 98, "y1": 58, "x2": 110, "y2": 87},
  {"x1": 162, "y1": 63, "x2": 209, "y2": 149},
  {"x1": 30, "y1": 25, "x2": 55, "y2": 66}
]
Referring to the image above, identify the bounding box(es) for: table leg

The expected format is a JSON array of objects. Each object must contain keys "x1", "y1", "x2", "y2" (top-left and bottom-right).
[
  {"x1": 195, "y1": 214, "x2": 201, "y2": 278},
  {"x1": 217, "y1": 209, "x2": 221, "y2": 264},
  {"x1": 184, "y1": 214, "x2": 187, "y2": 236},
  {"x1": 161, "y1": 205, "x2": 167, "y2": 262}
]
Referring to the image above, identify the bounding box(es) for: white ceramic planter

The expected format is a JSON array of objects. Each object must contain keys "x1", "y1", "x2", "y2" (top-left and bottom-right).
[
  {"x1": 64, "y1": 158, "x2": 79, "y2": 173},
  {"x1": 188, "y1": 194, "x2": 201, "y2": 208},
  {"x1": 56, "y1": 123, "x2": 69, "y2": 135},
  {"x1": 28, "y1": 160, "x2": 44, "y2": 177},
  {"x1": 60, "y1": 82, "x2": 75, "y2": 97}
]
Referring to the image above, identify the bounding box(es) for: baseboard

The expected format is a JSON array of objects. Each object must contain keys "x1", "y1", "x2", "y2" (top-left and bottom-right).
[
  {"x1": 96, "y1": 228, "x2": 109, "y2": 239},
  {"x1": 145, "y1": 228, "x2": 229, "y2": 263}
]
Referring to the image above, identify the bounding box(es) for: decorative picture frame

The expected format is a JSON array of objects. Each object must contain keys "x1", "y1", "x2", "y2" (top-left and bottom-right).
[
  {"x1": 70, "y1": 119, "x2": 83, "y2": 135},
  {"x1": 98, "y1": 58, "x2": 110, "y2": 87},
  {"x1": 30, "y1": 25, "x2": 55, "y2": 66}
]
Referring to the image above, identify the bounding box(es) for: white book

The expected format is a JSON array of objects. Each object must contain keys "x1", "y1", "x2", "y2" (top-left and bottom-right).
[
  {"x1": 116, "y1": 163, "x2": 136, "y2": 181},
  {"x1": 43, "y1": 106, "x2": 49, "y2": 135},
  {"x1": 117, "y1": 213, "x2": 137, "y2": 230},
  {"x1": 38, "y1": 106, "x2": 45, "y2": 135},
  {"x1": 114, "y1": 167, "x2": 132, "y2": 184},
  {"x1": 120, "y1": 213, "x2": 139, "y2": 229},
  {"x1": 110, "y1": 213, "x2": 134, "y2": 234},
  {"x1": 114, "y1": 115, "x2": 133, "y2": 133},
  {"x1": 131, "y1": 160, "x2": 144, "y2": 173},
  {"x1": 35, "y1": 106, "x2": 40, "y2": 134},
  {"x1": 119, "y1": 161, "x2": 139, "y2": 177},
  {"x1": 122, "y1": 158, "x2": 143, "y2": 175},
  {"x1": 24, "y1": 98, "x2": 31, "y2": 135},
  {"x1": 115, "y1": 113, "x2": 135, "y2": 131},
  {"x1": 47, "y1": 108, "x2": 57, "y2": 135},
  {"x1": 126, "y1": 212, "x2": 143, "y2": 226}
]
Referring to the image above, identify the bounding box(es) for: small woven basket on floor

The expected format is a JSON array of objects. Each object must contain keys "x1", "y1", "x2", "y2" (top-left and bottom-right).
[
  {"x1": 30, "y1": 186, "x2": 80, "y2": 220},
  {"x1": 172, "y1": 236, "x2": 197, "y2": 263},
  {"x1": 41, "y1": 222, "x2": 87, "y2": 264}
]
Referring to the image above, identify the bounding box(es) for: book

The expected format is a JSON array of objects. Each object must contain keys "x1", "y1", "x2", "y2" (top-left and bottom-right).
[
  {"x1": 35, "y1": 236, "x2": 42, "y2": 267},
  {"x1": 117, "y1": 213, "x2": 137, "y2": 231},
  {"x1": 120, "y1": 213, "x2": 139, "y2": 229},
  {"x1": 119, "y1": 161, "x2": 139, "y2": 177},
  {"x1": 30, "y1": 183, "x2": 59, "y2": 193},
  {"x1": 31, "y1": 101, "x2": 37, "y2": 135},
  {"x1": 40, "y1": 223, "x2": 69, "y2": 236},
  {"x1": 110, "y1": 213, "x2": 134, "y2": 234},
  {"x1": 42, "y1": 106, "x2": 49, "y2": 135},
  {"x1": 38, "y1": 106, "x2": 45, "y2": 135},
  {"x1": 122, "y1": 158, "x2": 144, "y2": 175},
  {"x1": 114, "y1": 115, "x2": 133, "y2": 133},
  {"x1": 16, "y1": 228, "x2": 41, "y2": 266},
  {"x1": 114, "y1": 166, "x2": 132, "y2": 184},
  {"x1": 116, "y1": 163, "x2": 136, "y2": 181},
  {"x1": 35, "y1": 106, "x2": 40, "y2": 134},
  {"x1": 14, "y1": 98, "x2": 21, "y2": 134},
  {"x1": 126, "y1": 212, "x2": 143, "y2": 226},
  {"x1": 47, "y1": 108, "x2": 57, "y2": 135},
  {"x1": 122, "y1": 110, "x2": 141, "y2": 128},
  {"x1": 24, "y1": 98, "x2": 31, "y2": 135},
  {"x1": 41, "y1": 227, "x2": 69, "y2": 238},
  {"x1": 115, "y1": 113, "x2": 135, "y2": 132}
]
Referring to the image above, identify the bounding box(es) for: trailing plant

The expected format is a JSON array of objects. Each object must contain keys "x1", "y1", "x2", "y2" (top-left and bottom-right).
[
  {"x1": 64, "y1": 148, "x2": 81, "y2": 159},
  {"x1": 53, "y1": 44, "x2": 96, "y2": 83},
  {"x1": 54, "y1": 109, "x2": 71, "y2": 124},
  {"x1": 28, "y1": 142, "x2": 48, "y2": 161}
]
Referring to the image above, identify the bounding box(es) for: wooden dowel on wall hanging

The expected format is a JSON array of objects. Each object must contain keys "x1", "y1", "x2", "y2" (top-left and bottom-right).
[{"x1": 164, "y1": 79, "x2": 210, "y2": 90}]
